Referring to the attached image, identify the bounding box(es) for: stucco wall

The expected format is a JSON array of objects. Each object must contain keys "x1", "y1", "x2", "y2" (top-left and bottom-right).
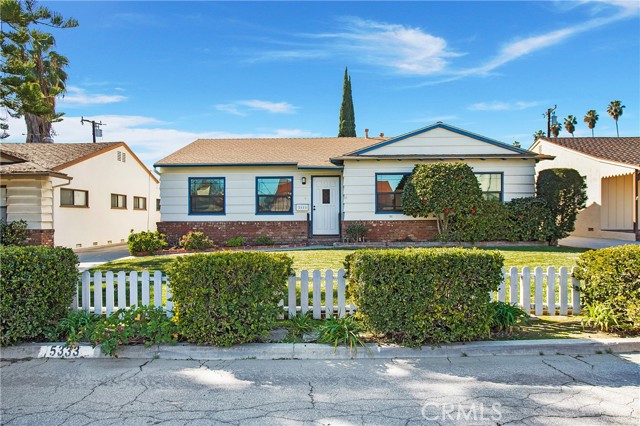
[{"x1": 53, "y1": 146, "x2": 160, "y2": 248}]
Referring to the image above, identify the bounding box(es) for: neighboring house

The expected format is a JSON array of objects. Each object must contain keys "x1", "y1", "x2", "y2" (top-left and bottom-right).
[
  {"x1": 154, "y1": 122, "x2": 550, "y2": 244},
  {"x1": 531, "y1": 137, "x2": 639, "y2": 242},
  {"x1": 0, "y1": 142, "x2": 160, "y2": 248}
]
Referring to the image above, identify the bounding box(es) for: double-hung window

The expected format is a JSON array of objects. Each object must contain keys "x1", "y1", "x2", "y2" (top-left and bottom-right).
[
  {"x1": 189, "y1": 177, "x2": 225, "y2": 214},
  {"x1": 375, "y1": 173, "x2": 410, "y2": 213},
  {"x1": 256, "y1": 177, "x2": 293, "y2": 214},
  {"x1": 111, "y1": 194, "x2": 127, "y2": 209},
  {"x1": 475, "y1": 173, "x2": 503, "y2": 201},
  {"x1": 61, "y1": 188, "x2": 89, "y2": 207},
  {"x1": 133, "y1": 196, "x2": 147, "y2": 210}
]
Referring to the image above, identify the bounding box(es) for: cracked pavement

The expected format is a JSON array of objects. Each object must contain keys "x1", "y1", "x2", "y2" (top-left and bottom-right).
[{"x1": 1, "y1": 353, "x2": 638, "y2": 425}]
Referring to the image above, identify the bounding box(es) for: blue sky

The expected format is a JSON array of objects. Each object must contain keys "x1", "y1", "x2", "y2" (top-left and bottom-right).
[{"x1": 4, "y1": 1, "x2": 639, "y2": 167}]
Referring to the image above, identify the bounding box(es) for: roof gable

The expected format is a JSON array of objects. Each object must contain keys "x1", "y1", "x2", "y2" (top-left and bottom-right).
[
  {"x1": 348, "y1": 123, "x2": 530, "y2": 156},
  {"x1": 532, "y1": 137, "x2": 640, "y2": 168}
]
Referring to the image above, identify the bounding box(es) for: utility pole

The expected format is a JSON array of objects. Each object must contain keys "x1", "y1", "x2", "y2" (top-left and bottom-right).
[
  {"x1": 80, "y1": 117, "x2": 106, "y2": 143},
  {"x1": 544, "y1": 106, "x2": 557, "y2": 138}
]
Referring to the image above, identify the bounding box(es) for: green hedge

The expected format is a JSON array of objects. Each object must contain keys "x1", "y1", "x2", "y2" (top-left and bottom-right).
[
  {"x1": 575, "y1": 245, "x2": 640, "y2": 331},
  {"x1": 346, "y1": 248, "x2": 503, "y2": 346},
  {"x1": 0, "y1": 246, "x2": 79, "y2": 345},
  {"x1": 168, "y1": 251, "x2": 293, "y2": 346}
]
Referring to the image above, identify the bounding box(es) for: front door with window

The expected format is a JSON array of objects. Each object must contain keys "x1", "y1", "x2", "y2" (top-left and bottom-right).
[{"x1": 312, "y1": 176, "x2": 340, "y2": 235}]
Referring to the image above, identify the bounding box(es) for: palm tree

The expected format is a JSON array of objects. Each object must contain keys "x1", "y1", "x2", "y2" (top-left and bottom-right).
[
  {"x1": 607, "y1": 100, "x2": 625, "y2": 137},
  {"x1": 564, "y1": 115, "x2": 577, "y2": 137},
  {"x1": 533, "y1": 130, "x2": 545, "y2": 142},
  {"x1": 583, "y1": 110, "x2": 599, "y2": 137},
  {"x1": 550, "y1": 123, "x2": 561, "y2": 137}
]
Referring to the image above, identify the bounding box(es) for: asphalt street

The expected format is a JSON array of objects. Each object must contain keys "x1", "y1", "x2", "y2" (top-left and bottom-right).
[{"x1": 1, "y1": 353, "x2": 638, "y2": 425}]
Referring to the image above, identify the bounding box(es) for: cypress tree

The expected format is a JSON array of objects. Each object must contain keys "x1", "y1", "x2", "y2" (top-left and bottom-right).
[{"x1": 338, "y1": 67, "x2": 356, "y2": 137}]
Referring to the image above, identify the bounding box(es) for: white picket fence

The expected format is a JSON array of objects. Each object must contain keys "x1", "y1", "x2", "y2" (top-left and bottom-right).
[{"x1": 76, "y1": 266, "x2": 581, "y2": 318}]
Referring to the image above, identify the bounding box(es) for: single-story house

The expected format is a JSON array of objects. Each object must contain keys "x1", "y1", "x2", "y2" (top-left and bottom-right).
[
  {"x1": 154, "y1": 122, "x2": 550, "y2": 244},
  {"x1": 0, "y1": 142, "x2": 160, "y2": 248},
  {"x1": 531, "y1": 137, "x2": 639, "y2": 242}
]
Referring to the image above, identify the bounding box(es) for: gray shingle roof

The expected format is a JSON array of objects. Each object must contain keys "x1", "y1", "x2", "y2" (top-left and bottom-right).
[{"x1": 0, "y1": 142, "x2": 123, "y2": 171}]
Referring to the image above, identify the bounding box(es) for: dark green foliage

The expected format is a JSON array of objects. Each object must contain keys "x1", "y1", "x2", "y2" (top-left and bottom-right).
[
  {"x1": 536, "y1": 169, "x2": 587, "y2": 245},
  {"x1": 91, "y1": 306, "x2": 178, "y2": 357},
  {"x1": 574, "y1": 245, "x2": 640, "y2": 332},
  {"x1": 345, "y1": 223, "x2": 368, "y2": 241},
  {"x1": 168, "y1": 252, "x2": 294, "y2": 346},
  {"x1": 346, "y1": 248, "x2": 503, "y2": 346},
  {"x1": 506, "y1": 197, "x2": 554, "y2": 242},
  {"x1": 318, "y1": 315, "x2": 368, "y2": 354},
  {"x1": 0, "y1": 246, "x2": 78, "y2": 345},
  {"x1": 127, "y1": 230, "x2": 168, "y2": 255},
  {"x1": 255, "y1": 236, "x2": 274, "y2": 246},
  {"x1": 338, "y1": 67, "x2": 356, "y2": 137},
  {"x1": 179, "y1": 231, "x2": 214, "y2": 251},
  {"x1": 225, "y1": 236, "x2": 247, "y2": 247},
  {"x1": 47, "y1": 310, "x2": 98, "y2": 343},
  {"x1": 286, "y1": 311, "x2": 318, "y2": 339},
  {"x1": 489, "y1": 302, "x2": 530, "y2": 332},
  {"x1": 447, "y1": 200, "x2": 513, "y2": 243},
  {"x1": 0, "y1": 219, "x2": 28, "y2": 246},
  {"x1": 403, "y1": 163, "x2": 483, "y2": 239}
]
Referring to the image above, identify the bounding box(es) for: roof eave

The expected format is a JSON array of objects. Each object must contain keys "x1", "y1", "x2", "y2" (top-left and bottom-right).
[{"x1": 0, "y1": 170, "x2": 70, "y2": 179}]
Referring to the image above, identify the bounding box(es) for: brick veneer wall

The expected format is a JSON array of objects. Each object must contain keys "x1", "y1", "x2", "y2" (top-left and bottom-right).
[
  {"x1": 158, "y1": 221, "x2": 310, "y2": 246},
  {"x1": 25, "y1": 229, "x2": 55, "y2": 246},
  {"x1": 342, "y1": 220, "x2": 438, "y2": 242}
]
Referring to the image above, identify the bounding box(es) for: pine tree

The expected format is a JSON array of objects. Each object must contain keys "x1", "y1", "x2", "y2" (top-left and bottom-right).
[{"x1": 338, "y1": 67, "x2": 356, "y2": 137}]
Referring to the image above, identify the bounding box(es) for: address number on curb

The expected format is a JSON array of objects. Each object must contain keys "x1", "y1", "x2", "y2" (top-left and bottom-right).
[{"x1": 38, "y1": 345, "x2": 98, "y2": 358}]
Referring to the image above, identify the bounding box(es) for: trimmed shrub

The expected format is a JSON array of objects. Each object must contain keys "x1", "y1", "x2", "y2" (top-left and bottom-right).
[
  {"x1": 446, "y1": 199, "x2": 514, "y2": 243},
  {"x1": 346, "y1": 248, "x2": 503, "y2": 346},
  {"x1": 345, "y1": 223, "x2": 368, "y2": 242},
  {"x1": 127, "y1": 230, "x2": 168, "y2": 255},
  {"x1": 225, "y1": 236, "x2": 247, "y2": 247},
  {"x1": 255, "y1": 236, "x2": 274, "y2": 246},
  {"x1": 0, "y1": 219, "x2": 28, "y2": 246},
  {"x1": 574, "y1": 245, "x2": 640, "y2": 332},
  {"x1": 506, "y1": 197, "x2": 554, "y2": 242},
  {"x1": 168, "y1": 252, "x2": 293, "y2": 346},
  {"x1": 0, "y1": 246, "x2": 78, "y2": 345},
  {"x1": 179, "y1": 231, "x2": 214, "y2": 251}
]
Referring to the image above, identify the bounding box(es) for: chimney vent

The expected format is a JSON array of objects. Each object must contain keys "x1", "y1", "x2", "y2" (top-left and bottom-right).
[
  {"x1": 364, "y1": 128, "x2": 369, "y2": 138},
  {"x1": 379, "y1": 132, "x2": 384, "y2": 138}
]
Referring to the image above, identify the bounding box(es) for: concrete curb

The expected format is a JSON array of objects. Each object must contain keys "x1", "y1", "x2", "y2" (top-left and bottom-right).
[{"x1": 2, "y1": 338, "x2": 639, "y2": 361}]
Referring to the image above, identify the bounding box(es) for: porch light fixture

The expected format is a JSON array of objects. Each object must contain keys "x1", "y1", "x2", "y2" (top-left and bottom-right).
[{"x1": 301, "y1": 177, "x2": 307, "y2": 185}]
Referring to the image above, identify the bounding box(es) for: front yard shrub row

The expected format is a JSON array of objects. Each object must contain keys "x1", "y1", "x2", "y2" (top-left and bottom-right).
[
  {"x1": 346, "y1": 247, "x2": 504, "y2": 346},
  {"x1": 168, "y1": 251, "x2": 293, "y2": 346},
  {"x1": 179, "y1": 231, "x2": 215, "y2": 251},
  {"x1": 575, "y1": 245, "x2": 640, "y2": 332},
  {"x1": 128, "y1": 230, "x2": 168, "y2": 255},
  {"x1": 0, "y1": 246, "x2": 78, "y2": 345},
  {"x1": 0, "y1": 219, "x2": 28, "y2": 246}
]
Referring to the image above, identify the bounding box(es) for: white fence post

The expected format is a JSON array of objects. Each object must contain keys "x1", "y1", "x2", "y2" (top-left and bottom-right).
[
  {"x1": 288, "y1": 275, "x2": 297, "y2": 318},
  {"x1": 312, "y1": 270, "x2": 322, "y2": 319},
  {"x1": 571, "y1": 266, "x2": 581, "y2": 315},
  {"x1": 498, "y1": 268, "x2": 507, "y2": 303},
  {"x1": 165, "y1": 277, "x2": 173, "y2": 318},
  {"x1": 325, "y1": 270, "x2": 334, "y2": 318},
  {"x1": 81, "y1": 271, "x2": 91, "y2": 313},
  {"x1": 337, "y1": 269, "x2": 346, "y2": 318},
  {"x1": 105, "y1": 271, "x2": 115, "y2": 317},
  {"x1": 129, "y1": 271, "x2": 138, "y2": 308},
  {"x1": 559, "y1": 267, "x2": 569, "y2": 315},
  {"x1": 141, "y1": 271, "x2": 150, "y2": 306},
  {"x1": 547, "y1": 266, "x2": 556, "y2": 316},
  {"x1": 509, "y1": 267, "x2": 519, "y2": 305},
  {"x1": 117, "y1": 271, "x2": 127, "y2": 310},
  {"x1": 300, "y1": 269, "x2": 309, "y2": 315},
  {"x1": 521, "y1": 267, "x2": 531, "y2": 313},
  {"x1": 534, "y1": 267, "x2": 544, "y2": 316},
  {"x1": 153, "y1": 271, "x2": 163, "y2": 307},
  {"x1": 93, "y1": 271, "x2": 103, "y2": 316}
]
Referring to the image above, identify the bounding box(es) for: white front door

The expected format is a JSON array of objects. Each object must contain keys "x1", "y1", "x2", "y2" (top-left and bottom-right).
[{"x1": 312, "y1": 176, "x2": 340, "y2": 235}]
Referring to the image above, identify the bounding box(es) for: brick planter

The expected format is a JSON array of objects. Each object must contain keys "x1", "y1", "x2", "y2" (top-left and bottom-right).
[
  {"x1": 341, "y1": 220, "x2": 438, "y2": 243},
  {"x1": 25, "y1": 229, "x2": 54, "y2": 246}
]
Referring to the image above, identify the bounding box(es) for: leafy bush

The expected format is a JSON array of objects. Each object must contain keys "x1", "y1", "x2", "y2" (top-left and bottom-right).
[
  {"x1": 168, "y1": 252, "x2": 293, "y2": 346},
  {"x1": 179, "y1": 231, "x2": 214, "y2": 251},
  {"x1": 225, "y1": 236, "x2": 247, "y2": 247},
  {"x1": 255, "y1": 236, "x2": 274, "y2": 246},
  {"x1": 91, "y1": 306, "x2": 178, "y2": 357},
  {"x1": 286, "y1": 311, "x2": 318, "y2": 339},
  {"x1": 506, "y1": 197, "x2": 554, "y2": 242},
  {"x1": 0, "y1": 219, "x2": 28, "y2": 246},
  {"x1": 403, "y1": 163, "x2": 483, "y2": 240},
  {"x1": 47, "y1": 310, "x2": 99, "y2": 344},
  {"x1": 127, "y1": 230, "x2": 168, "y2": 255},
  {"x1": 318, "y1": 315, "x2": 368, "y2": 354},
  {"x1": 0, "y1": 246, "x2": 78, "y2": 345},
  {"x1": 346, "y1": 248, "x2": 503, "y2": 346},
  {"x1": 489, "y1": 302, "x2": 530, "y2": 332},
  {"x1": 446, "y1": 199, "x2": 514, "y2": 243},
  {"x1": 574, "y1": 245, "x2": 640, "y2": 332},
  {"x1": 536, "y1": 168, "x2": 587, "y2": 245},
  {"x1": 345, "y1": 223, "x2": 368, "y2": 242}
]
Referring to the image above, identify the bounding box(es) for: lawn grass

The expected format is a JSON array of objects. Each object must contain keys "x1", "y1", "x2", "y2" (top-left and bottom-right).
[
  {"x1": 489, "y1": 315, "x2": 625, "y2": 340},
  {"x1": 91, "y1": 245, "x2": 588, "y2": 274}
]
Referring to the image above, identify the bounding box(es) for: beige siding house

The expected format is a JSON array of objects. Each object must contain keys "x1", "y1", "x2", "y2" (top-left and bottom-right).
[
  {"x1": 0, "y1": 142, "x2": 160, "y2": 248},
  {"x1": 155, "y1": 123, "x2": 548, "y2": 244},
  {"x1": 531, "y1": 137, "x2": 640, "y2": 242}
]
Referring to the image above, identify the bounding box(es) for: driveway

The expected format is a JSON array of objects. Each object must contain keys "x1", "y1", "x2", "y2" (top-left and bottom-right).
[
  {"x1": 1, "y1": 353, "x2": 638, "y2": 425},
  {"x1": 74, "y1": 243, "x2": 132, "y2": 271},
  {"x1": 559, "y1": 236, "x2": 640, "y2": 250}
]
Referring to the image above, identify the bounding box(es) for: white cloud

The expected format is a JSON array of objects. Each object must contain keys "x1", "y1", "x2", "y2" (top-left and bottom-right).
[
  {"x1": 59, "y1": 86, "x2": 127, "y2": 106},
  {"x1": 468, "y1": 101, "x2": 543, "y2": 111},
  {"x1": 215, "y1": 99, "x2": 298, "y2": 116},
  {"x1": 1, "y1": 114, "x2": 318, "y2": 169}
]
